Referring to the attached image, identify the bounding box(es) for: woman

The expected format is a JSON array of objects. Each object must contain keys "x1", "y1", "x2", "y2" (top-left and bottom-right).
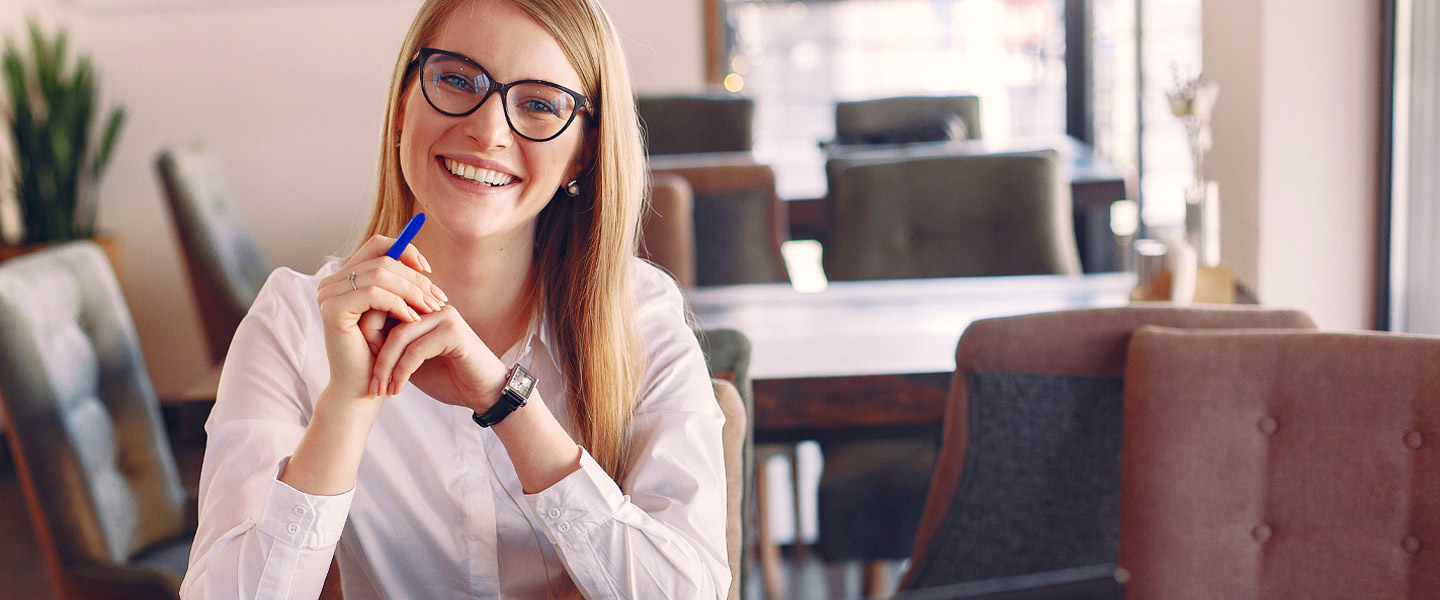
[{"x1": 180, "y1": 0, "x2": 729, "y2": 597}]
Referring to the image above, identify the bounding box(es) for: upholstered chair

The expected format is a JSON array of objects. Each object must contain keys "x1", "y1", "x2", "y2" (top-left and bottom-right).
[
  {"x1": 0, "y1": 241, "x2": 193, "y2": 599},
  {"x1": 833, "y1": 95, "x2": 983, "y2": 145},
  {"x1": 641, "y1": 173, "x2": 697, "y2": 288},
  {"x1": 896, "y1": 306, "x2": 1318, "y2": 594},
  {"x1": 155, "y1": 145, "x2": 273, "y2": 365},
  {"x1": 637, "y1": 93, "x2": 755, "y2": 156},
  {"x1": 823, "y1": 150, "x2": 1081, "y2": 281},
  {"x1": 650, "y1": 156, "x2": 790, "y2": 286},
  {"x1": 711, "y1": 378, "x2": 746, "y2": 600},
  {"x1": 1119, "y1": 327, "x2": 1440, "y2": 599}
]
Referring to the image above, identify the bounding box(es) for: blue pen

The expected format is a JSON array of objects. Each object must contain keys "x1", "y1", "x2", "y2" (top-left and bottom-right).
[{"x1": 386, "y1": 213, "x2": 426, "y2": 260}]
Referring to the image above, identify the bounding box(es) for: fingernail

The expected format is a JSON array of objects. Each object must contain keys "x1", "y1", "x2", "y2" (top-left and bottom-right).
[
  {"x1": 433, "y1": 285, "x2": 449, "y2": 303},
  {"x1": 368, "y1": 342, "x2": 379, "y2": 355},
  {"x1": 368, "y1": 375, "x2": 379, "y2": 397},
  {"x1": 389, "y1": 380, "x2": 399, "y2": 395},
  {"x1": 409, "y1": 307, "x2": 421, "y2": 321},
  {"x1": 420, "y1": 254, "x2": 433, "y2": 273}
]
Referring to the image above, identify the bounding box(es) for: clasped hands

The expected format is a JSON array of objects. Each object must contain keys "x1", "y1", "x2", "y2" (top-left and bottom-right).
[{"x1": 315, "y1": 235, "x2": 509, "y2": 413}]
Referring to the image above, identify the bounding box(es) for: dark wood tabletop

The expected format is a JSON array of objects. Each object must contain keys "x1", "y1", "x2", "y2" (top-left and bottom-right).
[{"x1": 686, "y1": 272, "x2": 1136, "y2": 442}]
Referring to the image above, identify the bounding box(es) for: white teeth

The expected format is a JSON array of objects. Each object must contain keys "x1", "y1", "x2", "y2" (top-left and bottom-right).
[{"x1": 444, "y1": 158, "x2": 515, "y2": 187}]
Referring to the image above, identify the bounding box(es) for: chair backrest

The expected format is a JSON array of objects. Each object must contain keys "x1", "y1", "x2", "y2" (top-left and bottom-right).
[
  {"x1": 711, "y1": 378, "x2": 747, "y2": 600},
  {"x1": 651, "y1": 156, "x2": 789, "y2": 286},
  {"x1": 834, "y1": 95, "x2": 983, "y2": 144},
  {"x1": 824, "y1": 150, "x2": 1080, "y2": 281},
  {"x1": 155, "y1": 145, "x2": 273, "y2": 365},
  {"x1": 641, "y1": 173, "x2": 697, "y2": 288},
  {"x1": 1119, "y1": 327, "x2": 1440, "y2": 599},
  {"x1": 899, "y1": 305, "x2": 1318, "y2": 592},
  {"x1": 0, "y1": 241, "x2": 189, "y2": 594},
  {"x1": 697, "y1": 329, "x2": 753, "y2": 600},
  {"x1": 637, "y1": 93, "x2": 755, "y2": 156}
]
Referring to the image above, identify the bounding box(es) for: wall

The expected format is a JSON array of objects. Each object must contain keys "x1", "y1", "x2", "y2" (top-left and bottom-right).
[
  {"x1": 1204, "y1": 0, "x2": 1378, "y2": 329},
  {"x1": 0, "y1": 0, "x2": 704, "y2": 396}
]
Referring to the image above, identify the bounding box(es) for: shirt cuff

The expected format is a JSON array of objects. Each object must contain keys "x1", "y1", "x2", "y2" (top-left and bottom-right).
[
  {"x1": 524, "y1": 449, "x2": 626, "y2": 543},
  {"x1": 257, "y1": 459, "x2": 355, "y2": 549}
]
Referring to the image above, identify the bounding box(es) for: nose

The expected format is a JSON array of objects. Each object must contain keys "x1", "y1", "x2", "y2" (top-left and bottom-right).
[{"x1": 459, "y1": 91, "x2": 514, "y2": 148}]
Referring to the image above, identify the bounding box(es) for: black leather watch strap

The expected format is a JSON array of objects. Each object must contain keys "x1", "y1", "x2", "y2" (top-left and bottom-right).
[{"x1": 472, "y1": 364, "x2": 535, "y2": 428}]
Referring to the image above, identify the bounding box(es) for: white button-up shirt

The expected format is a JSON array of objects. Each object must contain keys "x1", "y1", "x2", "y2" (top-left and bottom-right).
[{"x1": 181, "y1": 259, "x2": 730, "y2": 599}]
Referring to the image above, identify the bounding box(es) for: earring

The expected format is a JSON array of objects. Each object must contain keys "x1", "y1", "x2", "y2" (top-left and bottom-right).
[{"x1": 565, "y1": 180, "x2": 581, "y2": 197}]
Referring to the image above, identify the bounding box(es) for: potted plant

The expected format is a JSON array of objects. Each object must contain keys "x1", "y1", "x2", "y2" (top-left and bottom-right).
[{"x1": 1, "y1": 20, "x2": 125, "y2": 263}]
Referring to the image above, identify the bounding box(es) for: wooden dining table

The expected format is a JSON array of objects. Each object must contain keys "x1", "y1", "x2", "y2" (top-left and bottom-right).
[{"x1": 685, "y1": 272, "x2": 1136, "y2": 443}]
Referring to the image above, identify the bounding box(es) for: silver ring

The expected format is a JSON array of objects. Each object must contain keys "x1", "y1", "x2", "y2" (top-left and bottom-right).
[{"x1": 349, "y1": 271, "x2": 358, "y2": 291}]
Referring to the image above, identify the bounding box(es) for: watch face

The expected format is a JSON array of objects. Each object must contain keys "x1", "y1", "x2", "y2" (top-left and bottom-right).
[{"x1": 507, "y1": 366, "x2": 536, "y2": 398}]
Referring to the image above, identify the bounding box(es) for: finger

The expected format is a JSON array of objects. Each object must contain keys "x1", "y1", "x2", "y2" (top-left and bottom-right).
[
  {"x1": 371, "y1": 314, "x2": 444, "y2": 395},
  {"x1": 321, "y1": 261, "x2": 443, "y2": 314},
  {"x1": 359, "y1": 309, "x2": 389, "y2": 354},
  {"x1": 392, "y1": 242, "x2": 433, "y2": 275},
  {"x1": 388, "y1": 332, "x2": 453, "y2": 396}
]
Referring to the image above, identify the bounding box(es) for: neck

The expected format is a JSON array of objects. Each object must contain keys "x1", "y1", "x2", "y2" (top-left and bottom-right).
[{"x1": 411, "y1": 222, "x2": 538, "y2": 356}]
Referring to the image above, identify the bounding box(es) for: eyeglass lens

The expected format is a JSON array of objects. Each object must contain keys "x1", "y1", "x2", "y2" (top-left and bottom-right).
[{"x1": 421, "y1": 52, "x2": 580, "y2": 141}]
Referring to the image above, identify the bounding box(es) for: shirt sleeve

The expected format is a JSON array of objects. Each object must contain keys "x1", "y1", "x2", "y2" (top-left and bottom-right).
[
  {"x1": 524, "y1": 261, "x2": 731, "y2": 599},
  {"x1": 180, "y1": 267, "x2": 353, "y2": 600}
]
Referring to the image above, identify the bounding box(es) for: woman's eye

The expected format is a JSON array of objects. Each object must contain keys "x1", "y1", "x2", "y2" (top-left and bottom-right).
[
  {"x1": 437, "y1": 73, "x2": 475, "y2": 92},
  {"x1": 523, "y1": 99, "x2": 559, "y2": 116}
]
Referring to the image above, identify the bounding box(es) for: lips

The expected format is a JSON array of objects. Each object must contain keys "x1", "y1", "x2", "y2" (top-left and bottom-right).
[{"x1": 443, "y1": 157, "x2": 517, "y2": 187}]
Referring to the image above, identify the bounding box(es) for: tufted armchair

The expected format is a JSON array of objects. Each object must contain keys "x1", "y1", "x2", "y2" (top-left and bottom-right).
[
  {"x1": 1119, "y1": 327, "x2": 1440, "y2": 599},
  {"x1": 896, "y1": 306, "x2": 1318, "y2": 594},
  {"x1": 0, "y1": 241, "x2": 193, "y2": 599},
  {"x1": 156, "y1": 145, "x2": 273, "y2": 365},
  {"x1": 649, "y1": 155, "x2": 790, "y2": 287}
]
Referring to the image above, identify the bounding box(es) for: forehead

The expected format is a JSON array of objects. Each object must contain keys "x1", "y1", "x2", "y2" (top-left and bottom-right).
[{"x1": 431, "y1": 0, "x2": 582, "y2": 89}]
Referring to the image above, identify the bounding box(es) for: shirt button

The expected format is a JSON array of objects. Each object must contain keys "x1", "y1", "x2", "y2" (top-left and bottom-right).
[
  {"x1": 557, "y1": 522, "x2": 571, "y2": 533},
  {"x1": 293, "y1": 506, "x2": 307, "y2": 517},
  {"x1": 548, "y1": 508, "x2": 561, "y2": 519},
  {"x1": 287, "y1": 523, "x2": 301, "y2": 535}
]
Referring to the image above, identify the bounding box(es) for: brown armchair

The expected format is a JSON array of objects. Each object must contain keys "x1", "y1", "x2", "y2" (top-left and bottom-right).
[
  {"x1": 834, "y1": 95, "x2": 983, "y2": 145},
  {"x1": 156, "y1": 145, "x2": 273, "y2": 365},
  {"x1": 649, "y1": 155, "x2": 790, "y2": 286},
  {"x1": 0, "y1": 242, "x2": 193, "y2": 599},
  {"x1": 637, "y1": 93, "x2": 754, "y2": 156},
  {"x1": 896, "y1": 306, "x2": 1318, "y2": 594},
  {"x1": 641, "y1": 173, "x2": 697, "y2": 288},
  {"x1": 1119, "y1": 327, "x2": 1440, "y2": 599}
]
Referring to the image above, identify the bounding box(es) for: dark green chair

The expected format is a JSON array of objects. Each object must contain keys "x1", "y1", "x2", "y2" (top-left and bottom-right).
[
  {"x1": 0, "y1": 241, "x2": 193, "y2": 599},
  {"x1": 156, "y1": 145, "x2": 273, "y2": 365},
  {"x1": 834, "y1": 95, "x2": 983, "y2": 145},
  {"x1": 638, "y1": 93, "x2": 755, "y2": 156},
  {"x1": 823, "y1": 150, "x2": 1081, "y2": 281},
  {"x1": 695, "y1": 329, "x2": 764, "y2": 600}
]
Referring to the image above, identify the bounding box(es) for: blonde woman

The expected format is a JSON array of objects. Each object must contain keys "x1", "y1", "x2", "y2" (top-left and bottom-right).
[{"x1": 180, "y1": 0, "x2": 728, "y2": 597}]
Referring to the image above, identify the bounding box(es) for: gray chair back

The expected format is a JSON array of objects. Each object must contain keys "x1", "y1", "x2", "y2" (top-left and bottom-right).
[
  {"x1": 835, "y1": 95, "x2": 983, "y2": 144},
  {"x1": 696, "y1": 329, "x2": 753, "y2": 600},
  {"x1": 638, "y1": 94, "x2": 755, "y2": 156},
  {"x1": 156, "y1": 145, "x2": 272, "y2": 364},
  {"x1": 899, "y1": 306, "x2": 1318, "y2": 592},
  {"x1": 0, "y1": 241, "x2": 191, "y2": 598},
  {"x1": 824, "y1": 150, "x2": 1080, "y2": 281}
]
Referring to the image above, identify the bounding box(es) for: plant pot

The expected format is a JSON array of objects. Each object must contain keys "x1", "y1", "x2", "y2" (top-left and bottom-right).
[{"x1": 0, "y1": 235, "x2": 124, "y2": 280}]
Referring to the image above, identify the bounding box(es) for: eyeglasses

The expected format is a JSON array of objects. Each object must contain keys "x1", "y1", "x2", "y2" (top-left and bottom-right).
[{"x1": 410, "y1": 47, "x2": 590, "y2": 142}]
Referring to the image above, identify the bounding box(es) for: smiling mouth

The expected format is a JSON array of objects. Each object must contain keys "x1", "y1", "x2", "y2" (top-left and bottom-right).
[{"x1": 443, "y1": 158, "x2": 517, "y2": 187}]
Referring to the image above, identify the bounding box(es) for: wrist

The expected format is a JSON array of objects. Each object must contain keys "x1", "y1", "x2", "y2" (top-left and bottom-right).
[{"x1": 472, "y1": 363, "x2": 536, "y2": 428}]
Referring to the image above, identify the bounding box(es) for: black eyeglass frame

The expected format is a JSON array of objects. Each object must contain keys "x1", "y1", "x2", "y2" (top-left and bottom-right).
[{"x1": 409, "y1": 46, "x2": 591, "y2": 143}]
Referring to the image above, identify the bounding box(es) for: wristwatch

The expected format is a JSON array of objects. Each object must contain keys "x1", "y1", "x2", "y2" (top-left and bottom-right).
[{"x1": 472, "y1": 364, "x2": 537, "y2": 428}]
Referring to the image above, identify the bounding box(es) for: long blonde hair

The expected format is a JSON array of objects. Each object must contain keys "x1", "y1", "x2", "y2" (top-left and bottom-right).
[{"x1": 362, "y1": 0, "x2": 646, "y2": 482}]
